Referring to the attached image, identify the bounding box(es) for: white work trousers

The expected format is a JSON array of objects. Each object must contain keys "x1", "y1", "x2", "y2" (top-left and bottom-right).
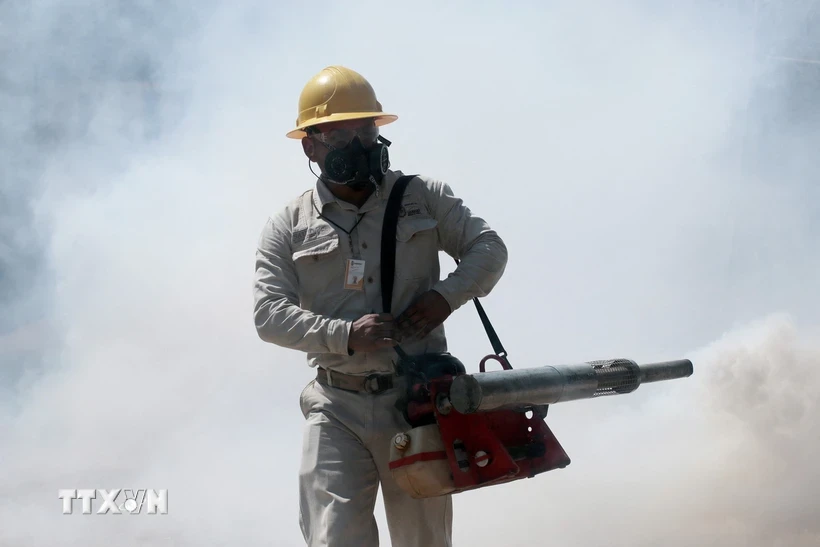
[{"x1": 298, "y1": 376, "x2": 453, "y2": 546}]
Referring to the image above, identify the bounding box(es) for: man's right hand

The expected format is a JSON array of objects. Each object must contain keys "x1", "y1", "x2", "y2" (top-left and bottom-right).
[{"x1": 347, "y1": 313, "x2": 399, "y2": 353}]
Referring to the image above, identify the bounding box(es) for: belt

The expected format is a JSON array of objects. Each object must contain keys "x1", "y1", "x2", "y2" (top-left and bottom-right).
[{"x1": 316, "y1": 368, "x2": 396, "y2": 394}]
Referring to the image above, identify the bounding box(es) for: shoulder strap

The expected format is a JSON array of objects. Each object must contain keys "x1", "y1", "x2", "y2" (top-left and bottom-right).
[
  {"x1": 381, "y1": 175, "x2": 416, "y2": 314},
  {"x1": 381, "y1": 174, "x2": 511, "y2": 366},
  {"x1": 464, "y1": 268, "x2": 508, "y2": 359}
]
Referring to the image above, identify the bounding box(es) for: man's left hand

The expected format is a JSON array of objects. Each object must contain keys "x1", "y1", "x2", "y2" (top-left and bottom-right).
[{"x1": 396, "y1": 290, "x2": 452, "y2": 341}]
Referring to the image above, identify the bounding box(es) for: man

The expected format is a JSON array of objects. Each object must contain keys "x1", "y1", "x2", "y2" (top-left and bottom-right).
[{"x1": 253, "y1": 65, "x2": 508, "y2": 547}]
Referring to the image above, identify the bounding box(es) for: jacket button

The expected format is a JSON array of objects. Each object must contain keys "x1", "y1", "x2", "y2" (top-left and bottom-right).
[
  {"x1": 362, "y1": 241, "x2": 368, "y2": 249},
  {"x1": 367, "y1": 276, "x2": 374, "y2": 283}
]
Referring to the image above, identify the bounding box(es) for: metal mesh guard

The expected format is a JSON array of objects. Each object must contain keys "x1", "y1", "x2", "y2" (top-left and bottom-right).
[{"x1": 588, "y1": 359, "x2": 640, "y2": 396}]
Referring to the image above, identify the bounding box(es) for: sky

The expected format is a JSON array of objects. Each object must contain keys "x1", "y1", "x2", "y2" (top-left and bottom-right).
[{"x1": 1, "y1": 0, "x2": 819, "y2": 545}]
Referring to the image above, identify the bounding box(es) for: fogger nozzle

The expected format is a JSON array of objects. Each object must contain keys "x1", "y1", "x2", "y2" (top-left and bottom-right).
[{"x1": 448, "y1": 358, "x2": 693, "y2": 414}]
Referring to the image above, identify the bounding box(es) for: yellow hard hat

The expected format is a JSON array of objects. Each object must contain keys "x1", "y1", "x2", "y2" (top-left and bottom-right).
[{"x1": 286, "y1": 66, "x2": 398, "y2": 139}]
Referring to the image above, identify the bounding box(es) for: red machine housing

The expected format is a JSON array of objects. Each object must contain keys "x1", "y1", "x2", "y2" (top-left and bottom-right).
[{"x1": 389, "y1": 355, "x2": 572, "y2": 494}]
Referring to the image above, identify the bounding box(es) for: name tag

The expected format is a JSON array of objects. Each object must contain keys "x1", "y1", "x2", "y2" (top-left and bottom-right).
[{"x1": 344, "y1": 259, "x2": 366, "y2": 291}]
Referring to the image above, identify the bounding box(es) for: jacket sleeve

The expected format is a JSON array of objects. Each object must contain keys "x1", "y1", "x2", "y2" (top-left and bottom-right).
[
  {"x1": 425, "y1": 179, "x2": 509, "y2": 313},
  {"x1": 253, "y1": 214, "x2": 352, "y2": 355}
]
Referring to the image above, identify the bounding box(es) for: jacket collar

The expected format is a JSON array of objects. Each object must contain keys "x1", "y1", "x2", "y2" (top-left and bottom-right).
[{"x1": 311, "y1": 170, "x2": 402, "y2": 217}]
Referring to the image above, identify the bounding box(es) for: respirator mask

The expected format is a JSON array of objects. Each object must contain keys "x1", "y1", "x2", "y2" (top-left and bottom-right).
[{"x1": 310, "y1": 124, "x2": 392, "y2": 189}]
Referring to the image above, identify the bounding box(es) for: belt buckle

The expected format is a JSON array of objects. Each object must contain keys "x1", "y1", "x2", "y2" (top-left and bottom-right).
[{"x1": 363, "y1": 373, "x2": 390, "y2": 394}]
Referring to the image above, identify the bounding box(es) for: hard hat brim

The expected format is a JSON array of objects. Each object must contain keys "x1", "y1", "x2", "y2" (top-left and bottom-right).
[{"x1": 286, "y1": 112, "x2": 398, "y2": 139}]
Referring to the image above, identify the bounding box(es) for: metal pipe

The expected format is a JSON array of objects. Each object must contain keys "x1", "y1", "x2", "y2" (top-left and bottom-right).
[
  {"x1": 639, "y1": 359, "x2": 693, "y2": 384},
  {"x1": 449, "y1": 358, "x2": 693, "y2": 414}
]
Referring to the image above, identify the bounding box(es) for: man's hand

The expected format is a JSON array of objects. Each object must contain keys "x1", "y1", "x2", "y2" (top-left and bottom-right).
[
  {"x1": 348, "y1": 313, "x2": 398, "y2": 353},
  {"x1": 396, "y1": 290, "x2": 452, "y2": 341}
]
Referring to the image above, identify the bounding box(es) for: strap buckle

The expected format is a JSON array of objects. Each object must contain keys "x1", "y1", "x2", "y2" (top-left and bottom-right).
[
  {"x1": 363, "y1": 373, "x2": 392, "y2": 394},
  {"x1": 480, "y1": 353, "x2": 513, "y2": 373}
]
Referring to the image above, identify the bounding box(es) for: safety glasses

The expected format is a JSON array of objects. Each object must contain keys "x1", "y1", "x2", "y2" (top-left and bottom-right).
[{"x1": 312, "y1": 123, "x2": 380, "y2": 149}]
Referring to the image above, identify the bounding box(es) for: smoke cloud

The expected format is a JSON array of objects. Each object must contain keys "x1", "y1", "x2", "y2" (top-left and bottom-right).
[{"x1": 1, "y1": 1, "x2": 818, "y2": 545}]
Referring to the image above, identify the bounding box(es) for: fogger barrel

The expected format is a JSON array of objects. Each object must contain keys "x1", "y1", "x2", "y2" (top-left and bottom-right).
[{"x1": 449, "y1": 358, "x2": 693, "y2": 414}]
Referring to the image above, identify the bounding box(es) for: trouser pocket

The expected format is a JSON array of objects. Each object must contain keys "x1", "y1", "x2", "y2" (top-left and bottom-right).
[{"x1": 299, "y1": 379, "x2": 316, "y2": 418}]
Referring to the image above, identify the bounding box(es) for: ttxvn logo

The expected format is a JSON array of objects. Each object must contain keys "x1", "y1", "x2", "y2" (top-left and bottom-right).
[{"x1": 58, "y1": 489, "x2": 168, "y2": 514}]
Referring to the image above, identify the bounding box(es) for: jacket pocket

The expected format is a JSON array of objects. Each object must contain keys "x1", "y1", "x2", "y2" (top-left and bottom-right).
[
  {"x1": 395, "y1": 215, "x2": 439, "y2": 280},
  {"x1": 291, "y1": 235, "x2": 342, "y2": 300},
  {"x1": 396, "y1": 215, "x2": 438, "y2": 243}
]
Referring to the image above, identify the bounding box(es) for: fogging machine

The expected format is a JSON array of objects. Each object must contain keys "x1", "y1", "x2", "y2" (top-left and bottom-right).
[{"x1": 381, "y1": 175, "x2": 694, "y2": 498}]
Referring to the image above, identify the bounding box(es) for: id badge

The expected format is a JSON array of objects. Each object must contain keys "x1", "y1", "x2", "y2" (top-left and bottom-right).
[{"x1": 344, "y1": 259, "x2": 366, "y2": 291}]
